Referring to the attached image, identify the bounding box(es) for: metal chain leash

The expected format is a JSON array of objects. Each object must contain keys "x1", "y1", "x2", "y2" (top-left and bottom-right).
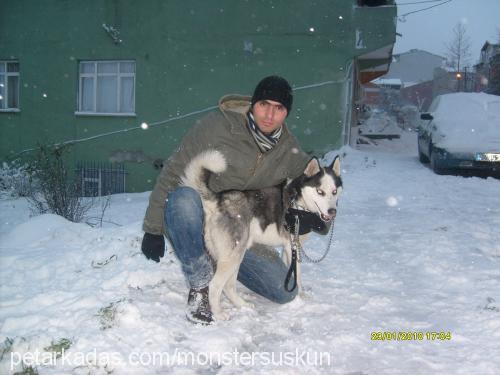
[
  {"x1": 292, "y1": 214, "x2": 335, "y2": 264},
  {"x1": 284, "y1": 212, "x2": 336, "y2": 292}
]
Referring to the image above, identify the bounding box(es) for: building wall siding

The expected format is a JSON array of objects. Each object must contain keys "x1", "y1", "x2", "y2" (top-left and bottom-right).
[{"x1": 0, "y1": 0, "x2": 396, "y2": 191}]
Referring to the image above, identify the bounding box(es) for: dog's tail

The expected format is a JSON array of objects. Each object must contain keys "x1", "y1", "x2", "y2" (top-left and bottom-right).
[{"x1": 181, "y1": 150, "x2": 227, "y2": 200}]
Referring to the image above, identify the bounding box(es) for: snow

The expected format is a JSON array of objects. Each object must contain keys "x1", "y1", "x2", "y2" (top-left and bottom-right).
[
  {"x1": 1, "y1": 132, "x2": 500, "y2": 374},
  {"x1": 401, "y1": 81, "x2": 420, "y2": 88},
  {"x1": 372, "y1": 78, "x2": 402, "y2": 87},
  {"x1": 429, "y1": 92, "x2": 500, "y2": 152},
  {"x1": 358, "y1": 112, "x2": 401, "y2": 136}
]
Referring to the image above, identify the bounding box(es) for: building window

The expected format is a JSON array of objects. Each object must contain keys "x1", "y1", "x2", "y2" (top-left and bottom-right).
[
  {"x1": 77, "y1": 60, "x2": 135, "y2": 115},
  {"x1": 76, "y1": 161, "x2": 127, "y2": 197},
  {"x1": 0, "y1": 61, "x2": 20, "y2": 111}
]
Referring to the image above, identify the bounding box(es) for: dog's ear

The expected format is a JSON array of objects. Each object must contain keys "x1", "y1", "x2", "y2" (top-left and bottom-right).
[
  {"x1": 328, "y1": 155, "x2": 341, "y2": 176},
  {"x1": 304, "y1": 158, "x2": 321, "y2": 177}
]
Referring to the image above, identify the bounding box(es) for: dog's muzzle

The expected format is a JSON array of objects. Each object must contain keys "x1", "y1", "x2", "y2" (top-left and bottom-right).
[{"x1": 320, "y1": 208, "x2": 336, "y2": 222}]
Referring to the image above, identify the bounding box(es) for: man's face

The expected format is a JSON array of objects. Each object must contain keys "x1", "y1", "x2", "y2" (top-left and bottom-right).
[{"x1": 252, "y1": 99, "x2": 288, "y2": 134}]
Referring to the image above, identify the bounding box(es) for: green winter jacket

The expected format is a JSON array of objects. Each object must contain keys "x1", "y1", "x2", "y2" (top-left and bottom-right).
[{"x1": 142, "y1": 94, "x2": 310, "y2": 235}]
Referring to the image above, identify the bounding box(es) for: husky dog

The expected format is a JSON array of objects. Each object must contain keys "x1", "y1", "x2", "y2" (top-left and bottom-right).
[{"x1": 181, "y1": 150, "x2": 342, "y2": 320}]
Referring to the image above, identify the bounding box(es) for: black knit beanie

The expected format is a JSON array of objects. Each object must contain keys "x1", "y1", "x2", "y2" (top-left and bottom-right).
[{"x1": 251, "y1": 76, "x2": 293, "y2": 115}]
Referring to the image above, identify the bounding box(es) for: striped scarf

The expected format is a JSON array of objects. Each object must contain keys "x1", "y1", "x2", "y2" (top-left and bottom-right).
[{"x1": 246, "y1": 112, "x2": 282, "y2": 152}]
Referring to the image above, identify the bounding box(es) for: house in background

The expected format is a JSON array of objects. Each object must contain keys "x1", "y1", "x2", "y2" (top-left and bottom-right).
[
  {"x1": 0, "y1": 0, "x2": 396, "y2": 193},
  {"x1": 361, "y1": 82, "x2": 381, "y2": 106},
  {"x1": 400, "y1": 80, "x2": 434, "y2": 111},
  {"x1": 474, "y1": 41, "x2": 500, "y2": 95},
  {"x1": 432, "y1": 65, "x2": 467, "y2": 97},
  {"x1": 368, "y1": 49, "x2": 446, "y2": 111},
  {"x1": 434, "y1": 41, "x2": 500, "y2": 97},
  {"x1": 374, "y1": 49, "x2": 446, "y2": 86}
]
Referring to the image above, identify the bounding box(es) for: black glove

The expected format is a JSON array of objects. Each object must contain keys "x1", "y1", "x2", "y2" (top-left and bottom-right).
[
  {"x1": 141, "y1": 233, "x2": 165, "y2": 263},
  {"x1": 285, "y1": 208, "x2": 330, "y2": 235}
]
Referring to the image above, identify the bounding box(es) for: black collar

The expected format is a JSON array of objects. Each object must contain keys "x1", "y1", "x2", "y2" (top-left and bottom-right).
[{"x1": 285, "y1": 208, "x2": 327, "y2": 235}]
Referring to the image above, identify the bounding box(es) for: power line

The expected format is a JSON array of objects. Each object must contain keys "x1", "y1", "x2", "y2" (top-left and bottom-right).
[{"x1": 398, "y1": 0, "x2": 453, "y2": 21}]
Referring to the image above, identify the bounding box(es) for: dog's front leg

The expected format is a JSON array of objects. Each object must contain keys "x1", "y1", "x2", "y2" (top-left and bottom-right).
[
  {"x1": 296, "y1": 255, "x2": 302, "y2": 293},
  {"x1": 224, "y1": 268, "x2": 254, "y2": 309},
  {"x1": 208, "y1": 261, "x2": 235, "y2": 321}
]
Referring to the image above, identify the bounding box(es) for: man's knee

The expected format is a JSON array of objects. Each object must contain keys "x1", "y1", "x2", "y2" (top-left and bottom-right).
[
  {"x1": 166, "y1": 187, "x2": 202, "y2": 218},
  {"x1": 168, "y1": 186, "x2": 201, "y2": 206},
  {"x1": 165, "y1": 186, "x2": 203, "y2": 234},
  {"x1": 275, "y1": 286, "x2": 298, "y2": 304}
]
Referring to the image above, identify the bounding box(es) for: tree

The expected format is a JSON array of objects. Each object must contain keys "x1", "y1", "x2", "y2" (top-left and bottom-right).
[{"x1": 445, "y1": 22, "x2": 472, "y2": 72}]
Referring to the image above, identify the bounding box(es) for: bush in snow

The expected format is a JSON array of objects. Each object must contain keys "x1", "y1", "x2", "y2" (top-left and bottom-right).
[
  {"x1": 25, "y1": 144, "x2": 92, "y2": 223},
  {"x1": 0, "y1": 161, "x2": 32, "y2": 198}
]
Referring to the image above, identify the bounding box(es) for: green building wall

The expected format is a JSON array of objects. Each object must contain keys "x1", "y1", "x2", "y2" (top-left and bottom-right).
[{"x1": 0, "y1": 0, "x2": 396, "y2": 192}]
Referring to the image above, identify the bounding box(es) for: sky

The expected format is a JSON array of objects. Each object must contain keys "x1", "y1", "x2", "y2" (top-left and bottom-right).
[{"x1": 394, "y1": 0, "x2": 500, "y2": 64}]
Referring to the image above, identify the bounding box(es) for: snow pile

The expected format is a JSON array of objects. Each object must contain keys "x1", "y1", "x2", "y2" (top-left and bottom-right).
[
  {"x1": 358, "y1": 112, "x2": 402, "y2": 136},
  {"x1": 1, "y1": 132, "x2": 500, "y2": 374}
]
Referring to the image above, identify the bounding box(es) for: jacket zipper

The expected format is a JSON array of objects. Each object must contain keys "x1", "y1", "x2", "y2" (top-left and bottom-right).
[{"x1": 251, "y1": 152, "x2": 264, "y2": 177}]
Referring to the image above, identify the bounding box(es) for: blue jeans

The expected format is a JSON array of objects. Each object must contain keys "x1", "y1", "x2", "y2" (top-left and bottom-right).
[{"x1": 164, "y1": 186, "x2": 297, "y2": 304}]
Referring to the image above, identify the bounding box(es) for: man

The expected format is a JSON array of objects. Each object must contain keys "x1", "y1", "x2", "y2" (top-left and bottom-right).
[{"x1": 141, "y1": 76, "x2": 310, "y2": 324}]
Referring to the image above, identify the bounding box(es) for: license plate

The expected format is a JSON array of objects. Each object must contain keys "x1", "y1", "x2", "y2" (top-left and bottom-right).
[{"x1": 476, "y1": 153, "x2": 500, "y2": 162}]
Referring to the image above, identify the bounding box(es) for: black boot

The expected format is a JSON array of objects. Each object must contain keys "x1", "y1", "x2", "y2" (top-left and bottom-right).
[{"x1": 186, "y1": 286, "x2": 213, "y2": 325}]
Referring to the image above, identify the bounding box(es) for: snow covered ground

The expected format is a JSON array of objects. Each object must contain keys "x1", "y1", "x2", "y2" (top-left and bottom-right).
[{"x1": 1, "y1": 130, "x2": 499, "y2": 374}]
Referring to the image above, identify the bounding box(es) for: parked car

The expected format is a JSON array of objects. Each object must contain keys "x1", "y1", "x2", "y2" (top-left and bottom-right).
[{"x1": 417, "y1": 92, "x2": 500, "y2": 176}]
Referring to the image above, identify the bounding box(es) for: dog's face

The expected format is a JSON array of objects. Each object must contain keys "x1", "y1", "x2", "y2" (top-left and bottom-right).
[{"x1": 298, "y1": 156, "x2": 342, "y2": 222}]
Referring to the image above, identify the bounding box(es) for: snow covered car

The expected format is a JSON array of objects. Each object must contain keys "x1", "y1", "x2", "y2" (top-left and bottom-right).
[{"x1": 417, "y1": 92, "x2": 500, "y2": 176}]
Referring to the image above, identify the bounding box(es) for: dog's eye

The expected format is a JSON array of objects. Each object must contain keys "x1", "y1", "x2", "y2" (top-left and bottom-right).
[
  {"x1": 316, "y1": 188, "x2": 325, "y2": 196},
  {"x1": 332, "y1": 189, "x2": 337, "y2": 195}
]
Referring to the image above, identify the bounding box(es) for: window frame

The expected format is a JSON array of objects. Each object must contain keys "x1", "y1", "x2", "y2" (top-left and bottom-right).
[
  {"x1": 76, "y1": 60, "x2": 136, "y2": 117},
  {"x1": 0, "y1": 60, "x2": 21, "y2": 112}
]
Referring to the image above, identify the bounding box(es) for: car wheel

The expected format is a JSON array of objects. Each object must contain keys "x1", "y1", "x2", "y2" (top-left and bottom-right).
[{"x1": 430, "y1": 145, "x2": 447, "y2": 175}]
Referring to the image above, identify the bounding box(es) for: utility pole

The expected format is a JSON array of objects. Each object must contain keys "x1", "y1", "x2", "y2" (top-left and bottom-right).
[
  {"x1": 464, "y1": 66, "x2": 468, "y2": 92},
  {"x1": 456, "y1": 72, "x2": 462, "y2": 92}
]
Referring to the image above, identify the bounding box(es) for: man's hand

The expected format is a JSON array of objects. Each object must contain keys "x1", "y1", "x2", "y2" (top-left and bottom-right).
[{"x1": 141, "y1": 233, "x2": 165, "y2": 262}]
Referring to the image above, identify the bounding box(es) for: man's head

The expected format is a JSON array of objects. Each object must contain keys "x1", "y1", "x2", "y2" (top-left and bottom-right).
[{"x1": 251, "y1": 76, "x2": 293, "y2": 134}]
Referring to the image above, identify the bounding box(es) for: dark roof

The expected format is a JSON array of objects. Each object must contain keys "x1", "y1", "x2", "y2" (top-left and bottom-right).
[{"x1": 481, "y1": 41, "x2": 500, "y2": 51}]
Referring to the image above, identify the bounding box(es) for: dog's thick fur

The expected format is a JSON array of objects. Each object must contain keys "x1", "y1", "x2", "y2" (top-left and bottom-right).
[{"x1": 181, "y1": 150, "x2": 342, "y2": 320}]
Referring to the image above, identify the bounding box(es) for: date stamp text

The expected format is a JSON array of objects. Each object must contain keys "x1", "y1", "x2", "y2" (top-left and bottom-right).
[{"x1": 371, "y1": 331, "x2": 452, "y2": 341}]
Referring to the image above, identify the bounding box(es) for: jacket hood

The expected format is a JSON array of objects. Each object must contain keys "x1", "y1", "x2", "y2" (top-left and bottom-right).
[
  {"x1": 218, "y1": 94, "x2": 251, "y2": 115},
  {"x1": 218, "y1": 93, "x2": 291, "y2": 137}
]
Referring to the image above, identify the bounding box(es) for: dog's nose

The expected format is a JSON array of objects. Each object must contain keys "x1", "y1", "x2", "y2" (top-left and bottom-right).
[{"x1": 328, "y1": 208, "x2": 337, "y2": 217}]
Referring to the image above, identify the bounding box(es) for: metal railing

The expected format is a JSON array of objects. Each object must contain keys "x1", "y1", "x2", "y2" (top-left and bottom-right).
[{"x1": 76, "y1": 161, "x2": 127, "y2": 197}]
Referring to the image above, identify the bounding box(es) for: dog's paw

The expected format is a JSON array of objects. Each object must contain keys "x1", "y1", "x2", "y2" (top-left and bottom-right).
[
  {"x1": 238, "y1": 301, "x2": 255, "y2": 309},
  {"x1": 213, "y1": 310, "x2": 230, "y2": 321},
  {"x1": 230, "y1": 297, "x2": 254, "y2": 309},
  {"x1": 298, "y1": 286, "x2": 313, "y2": 300}
]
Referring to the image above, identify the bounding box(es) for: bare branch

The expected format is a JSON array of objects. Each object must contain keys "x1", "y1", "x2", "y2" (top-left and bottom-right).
[
  {"x1": 445, "y1": 22, "x2": 472, "y2": 71},
  {"x1": 25, "y1": 144, "x2": 94, "y2": 223}
]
